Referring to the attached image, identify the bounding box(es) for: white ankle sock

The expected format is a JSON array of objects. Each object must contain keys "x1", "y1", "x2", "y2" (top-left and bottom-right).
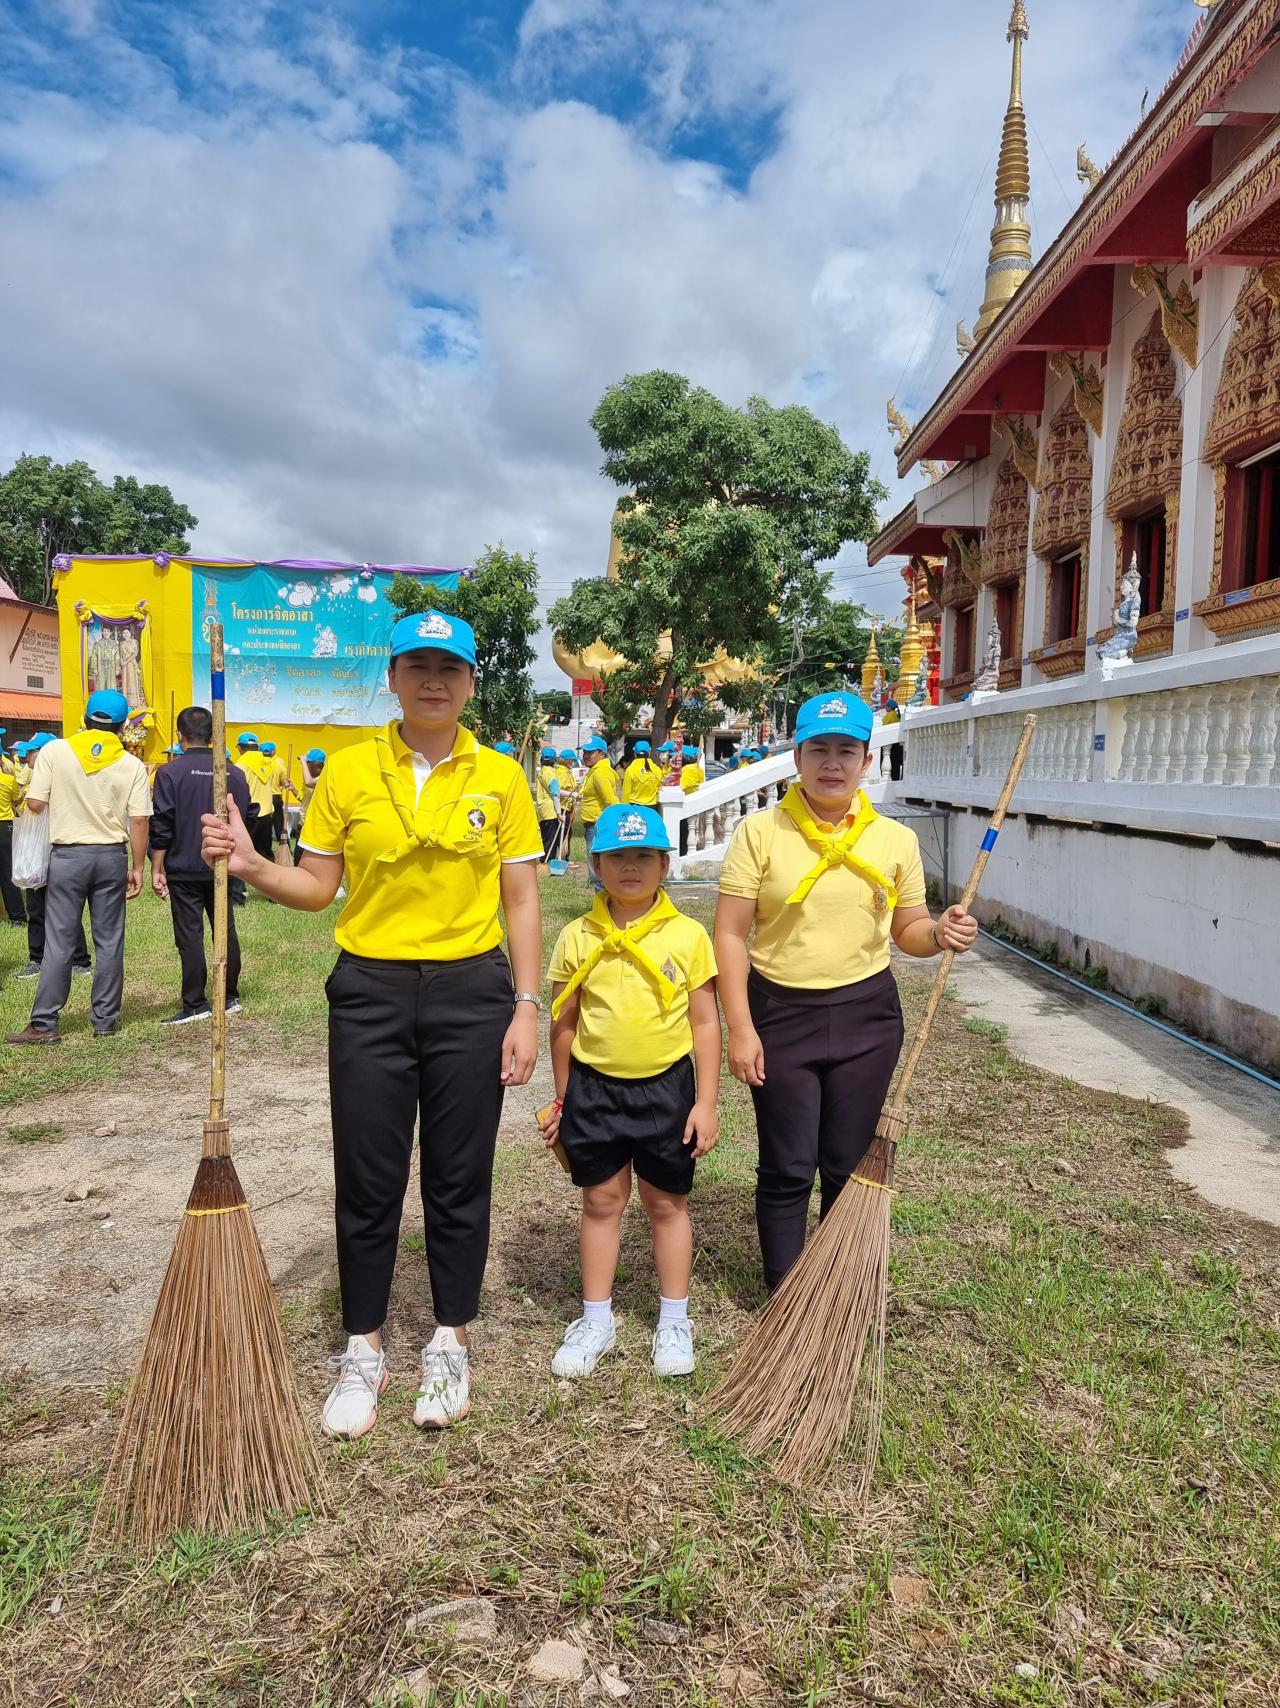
[
  {"x1": 658, "y1": 1295, "x2": 688, "y2": 1327},
  {"x1": 582, "y1": 1298, "x2": 613, "y2": 1327},
  {"x1": 428, "y1": 1325, "x2": 464, "y2": 1353}
]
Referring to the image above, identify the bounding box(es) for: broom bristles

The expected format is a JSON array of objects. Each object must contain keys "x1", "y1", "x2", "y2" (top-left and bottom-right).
[
  {"x1": 708, "y1": 1106, "x2": 905, "y2": 1490},
  {"x1": 96, "y1": 1146, "x2": 325, "y2": 1546}
]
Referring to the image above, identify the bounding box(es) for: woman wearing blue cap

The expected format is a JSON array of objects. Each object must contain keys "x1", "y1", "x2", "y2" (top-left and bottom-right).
[
  {"x1": 201, "y1": 609, "x2": 544, "y2": 1440},
  {"x1": 577, "y1": 736, "x2": 619, "y2": 888},
  {"x1": 622, "y1": 740, "x2": 663, "y2": 806},
  {"x1": 715, "y1": 691, "x2": 977, "y2": 1291},
  {"x1": 541, "y1": 805, "x2": 720, "y2": 1378},
  {"x1": 535, "y1": 747, "x2": 563, "y2": 861}
]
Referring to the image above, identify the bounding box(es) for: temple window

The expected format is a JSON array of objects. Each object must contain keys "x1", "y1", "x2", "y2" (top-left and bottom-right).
[
  {"x1": 1048, "y1": 551, "x2": 1083, "y2": 645},
  {"x1": 1228, "y1": 442, "x2": 1280, "y2": 591},
  {"x1": 995, "y1": 582, "x2": 1019, "y2": 659},
  {"x1": 953, "y1": 604, "x2": 975, "y2": 678},
  {"x1": 1121, "y1": 505, "x2": 1169, "y2": 614}
]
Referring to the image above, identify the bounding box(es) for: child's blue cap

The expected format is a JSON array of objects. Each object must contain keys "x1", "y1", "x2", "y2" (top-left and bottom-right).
[
  {"x1": 85, "y1": 689, "x2": 130, "y2": 727},
  {"x1": 493, "y1": 740, "x2": 515, "y2": 756},
  {"x1": 305, "y1": 747, "x2": 326, "y2": 763},
  {"x1": 13, "y1": 742, "x2": 28, "y2": 757},
  {"x1": 389, "y1": 609, "x2": 477, "y2": 668},
  {"x1": 30, "y1": 732, "x2": 56, "y2": 748},
  {"x1": 559, "y1": 749, "x2": 577, "y2": 762},
  {"x1": 581, "y1": 736, "x2": 608, "y2": 754},
  {"x1": 260, "y1": 740, "x2": 277, "y2": 754},
  {"x1": 794, "y1": 691, "x2": 874, "y2": 746},
  {"x1": 540, "y1": 747, "x2": 557, "y2": 762},
  {"x1": 237, "y1": 732, "x2": 259, "y2": 748},
  {"x1": 633, "y1": 740, "x2": 651, "y2": 755},
  {"x1": 164, "y1": 744, "x2": 183, "y2": 755},
  {"x1": 657, "y1": 740, "x2": 676, "y2": 752},
  {"x1": 591, "y1": 804, "x2": 671, "y2": 853},
  {"x1": 682, "y1": 745, "x2": 698, "y2": 759}
]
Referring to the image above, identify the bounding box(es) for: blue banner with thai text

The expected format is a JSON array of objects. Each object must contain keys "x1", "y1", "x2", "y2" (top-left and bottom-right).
[{"x1": 191, "y1": 563, "x2": 461, "y2": 726}]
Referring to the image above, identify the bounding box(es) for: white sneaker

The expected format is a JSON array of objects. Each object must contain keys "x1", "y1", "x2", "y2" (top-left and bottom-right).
[
  {"x1": 321, "y1": 1336, "x2": 388, "y2": 1439},
  {"x1": 414, "y1": 1344, "x2": 471, "y2": 1429},
  {"x1": 652, "y1": 1320, "x2": 696, "y2": 1378},
  {"x1": 550, "y1": 1316, "x2": 616, "y2": 1378}
]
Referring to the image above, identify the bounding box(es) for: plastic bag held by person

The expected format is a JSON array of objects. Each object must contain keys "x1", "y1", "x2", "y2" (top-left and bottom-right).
[{"x1": 11, "y1": 808, "x2": 51, "y2": 890}]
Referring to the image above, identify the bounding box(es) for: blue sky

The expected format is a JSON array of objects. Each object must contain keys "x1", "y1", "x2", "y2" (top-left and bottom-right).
[{"x1": 0, "y1": 0, "x2": 1191, "y2": 685}]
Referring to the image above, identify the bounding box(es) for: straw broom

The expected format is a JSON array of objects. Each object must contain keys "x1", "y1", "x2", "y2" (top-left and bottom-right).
[
  {"x1": 96, "y1": 624, "x2": 324, "y2": 1545},
  {"x1": 709, "y1": 714, "x2": 1037, "y2": 1493}
]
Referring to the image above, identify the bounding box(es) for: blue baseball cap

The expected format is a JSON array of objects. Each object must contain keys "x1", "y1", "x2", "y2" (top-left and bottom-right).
[
  {"x1": 582, "y1": 736, "x2": 608, "y2": 754},
  {"x1": 540, "y1": 746, "x2": 557, "y2": 763},
  {"x1": 493, "y1": 740, "x2": 515, "y2": 756},
  {"x1": 29, "y1": 732, "x2": 56, "y2": 749},
  {"x1": 164, "y1": 744, "x2": 183, "y2": 756},
  {"x1": 305, "y1": 747, "x2": 326, "y2": 763},
  {"x1": 682, "y1": 745, "x2": 698, "y2": 759},
  {"x1": 389, "y1": 609, "x2": 477, "y2": 668},
  {"x1": 657, "y1": 740, "x2": 676, "y2": 753},
  {"x1": 85, "y1": 689, "x2": 130, "y2": 728},
  {"x1": 13, "y1": 742, "x2": 29, "y2": 757},
  {"x1": 260, "y1": 740, "x2": 277, "y2": 755},
  {"x1": 633, "y1": 740, "x2": 651, "y2": 755},
  {"x1": 237, "y1": 732, "x2": 259, "y2": 748},
  {"x1": 794, "y1": 691, "x2": 874, "y2": 746},
  {"x1": 559, "y1": 749, "x2": 577, "y2": 762},
  {"x1": 591, "y1": 804, "x2": 671, "y2": 854}
]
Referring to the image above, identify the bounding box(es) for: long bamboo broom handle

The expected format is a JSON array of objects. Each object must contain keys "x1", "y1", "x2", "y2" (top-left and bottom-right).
[
  {"x1": 206, "y1": 624, "x2": 230, "y2": 1149},
  {"x1": 887, "y1": 713, "x2": 1037, "y2": 1115}
]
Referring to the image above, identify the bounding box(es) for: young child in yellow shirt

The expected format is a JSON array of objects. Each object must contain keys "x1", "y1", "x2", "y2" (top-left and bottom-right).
[{"x1": 541, "y1": 805, "x2": 720, "y2": 1378}]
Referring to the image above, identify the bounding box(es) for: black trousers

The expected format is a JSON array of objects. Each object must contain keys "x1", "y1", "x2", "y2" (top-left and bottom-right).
[
  {"x1": 327, "y1": 946, "x2": 514, "y2": 1334},
  {"x1": 539, "y1": 817, "x2": 560, "y2": 858},
  {"x1": 248, "y1": 815, "x2": 274, "y2": 863},
  {"x1": 0, "y1": 822, "x2": 25, "y2": 925},
  {"x1": 890, "y1": 743, "x2": 905, "y2": 782},
  {"x1": 168, "y1": 877, "x2": 241, "y2": 1012},
  {"x1": 748, "y1": 967, "x2": 904, "y2": 1292},
  {"x1": 25, "y1": 883, "x2": 90, "y2": 968},
  {"x1": 271, "y1": 794, "x2": 284, "y2": 843}
]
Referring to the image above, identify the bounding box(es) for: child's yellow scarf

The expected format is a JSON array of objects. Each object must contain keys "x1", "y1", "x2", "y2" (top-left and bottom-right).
[
  {"x1": 779, "y1": 785, "x2": 897, "y2": 910},
  {"x1": 551, "y1": 890, "x2": 680, "y2": 1020}
]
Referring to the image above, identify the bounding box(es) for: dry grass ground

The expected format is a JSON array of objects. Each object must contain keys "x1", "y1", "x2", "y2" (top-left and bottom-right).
[{"x1": 1, "y1": 870, "x2": 1278, "y2": 1707}]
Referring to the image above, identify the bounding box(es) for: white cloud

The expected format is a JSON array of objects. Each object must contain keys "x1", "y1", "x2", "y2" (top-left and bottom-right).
[{"x1": 0, "y1": 0, "x2": 1192, "y2": 682}]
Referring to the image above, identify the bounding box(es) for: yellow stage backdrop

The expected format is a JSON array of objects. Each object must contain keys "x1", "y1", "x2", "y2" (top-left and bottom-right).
[{"x1": 54, "y1": 553, "x2": 467, "y2": 788}]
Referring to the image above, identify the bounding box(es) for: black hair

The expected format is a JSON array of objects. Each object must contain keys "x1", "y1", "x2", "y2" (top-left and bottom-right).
[{"x1": 177, "y1": 706, "x2": 213, "y2": 745}]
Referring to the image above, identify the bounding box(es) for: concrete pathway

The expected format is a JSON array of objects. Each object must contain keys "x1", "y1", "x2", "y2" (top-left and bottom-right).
[{"x1": 949, "y1": 938, "x2": 1280, "y2": 1229}]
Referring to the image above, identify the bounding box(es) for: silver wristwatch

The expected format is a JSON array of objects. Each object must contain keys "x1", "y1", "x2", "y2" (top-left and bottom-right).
[{"x1": 513, "y1": 991, "x2": 542, "y2": 1010}]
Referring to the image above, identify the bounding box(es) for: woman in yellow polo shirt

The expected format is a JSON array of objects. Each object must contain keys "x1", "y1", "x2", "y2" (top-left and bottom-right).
[
  {"x1": 577, "y1": 736, "x2": 619, "y2": 890},
  {"x1": 622, "y1": 740, "x2": 663, "y2": 805},
  {"x1": 202, "y1": 611, "x2": 543, "y2": 1440},
  {"x1": 714, "y1": 692, "x2": 977, "y2": 1292}
]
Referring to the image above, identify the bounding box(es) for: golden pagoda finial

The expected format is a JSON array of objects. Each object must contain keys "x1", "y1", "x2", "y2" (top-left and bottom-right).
[
  {"x1": 861, "y1": 627, "x2": 881, "y2": 699},
  {"x1": 975, "y1": 2, "x2": 1033, "y2": 340}
]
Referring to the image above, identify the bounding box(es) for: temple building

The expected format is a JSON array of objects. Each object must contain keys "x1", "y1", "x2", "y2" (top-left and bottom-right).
[{"x1": 867, "y1": 0, "x2": 1280, "y2": 1071}]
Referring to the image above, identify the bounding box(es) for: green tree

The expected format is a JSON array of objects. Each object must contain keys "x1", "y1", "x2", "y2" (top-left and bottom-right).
[
  {"x1": 0, "y1": 454, "x2": 196, "y2": 603},
  {"x1": 389, "y1": 544, "x2": 540, "y2": 743},
  {"x1": 536, "y1": 689, "x2": 572, "y2": 725},
  {"x1": 549, "y1": 371, "x2": 886, "y2": 746},
  {"x1": 764, "y1": 600, "x2": 884, "y2": 730}
]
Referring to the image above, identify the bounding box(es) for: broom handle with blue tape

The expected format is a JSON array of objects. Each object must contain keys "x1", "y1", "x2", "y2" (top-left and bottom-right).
[
  {"x1": 888, "y1": 712, "x2": 1036, "y2": 1114},
  {"x1": 207, "y1": 623, "x2": 229, "y2": 1144}
]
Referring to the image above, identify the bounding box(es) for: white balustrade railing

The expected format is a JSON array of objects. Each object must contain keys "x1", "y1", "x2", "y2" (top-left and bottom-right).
[{"x1": 893, "y1": 636, "x2": 1280, "y2": 844}]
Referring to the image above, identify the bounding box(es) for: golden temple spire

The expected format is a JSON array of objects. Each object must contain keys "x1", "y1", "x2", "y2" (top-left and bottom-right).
[{"x1": 975, "y1": 1, "x2": 1034, "y2": 340}]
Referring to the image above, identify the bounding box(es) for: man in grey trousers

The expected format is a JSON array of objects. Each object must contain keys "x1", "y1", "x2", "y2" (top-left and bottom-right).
[{"x1": 6, "y1": 690, "x2": 151, "y2": 1045}]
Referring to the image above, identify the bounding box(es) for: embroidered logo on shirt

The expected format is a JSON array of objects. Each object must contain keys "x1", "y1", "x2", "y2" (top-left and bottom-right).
[
  {"x1": 819, "y1": 698, "x2": 848, "y2": 718},
  {"x1": 92, "y1": 743, "x2": 102, "y2": 756},
  {"x1": 417, "y1": 613, "x2": 453, "y2": 641},
  {"x1": 467, "y1": 808, "x2": 487, "y2": 832},
  {"x1": 661, "y1": 956, "x2": 680, "y2": 984},
  {"x1": 618, "y1": 813, "x2": 648, "y2": 841}
]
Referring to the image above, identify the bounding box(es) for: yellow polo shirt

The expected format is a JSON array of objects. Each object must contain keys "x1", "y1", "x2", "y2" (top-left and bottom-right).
[
  {"x1": 0, "y1": 772, "x2": 21, "y2": 823},
  {"x1": 535, "y1": 764, "x2": 560, "y2": 820},
  {"x1": 622, "y1": 757, "x2": 662, "y2": 805},
  {"x1": 237, "y1": 752, "x2": 277, "y2": 819},
  {"x1": 578, "y1": 759, "x2": 619, "y2": 824},
  {"x1": 548, "y1": 898, "x2": 717, "y2": 1079},
  {"x1": 719, "y1": 804, "x2": 926, "y2": 989},
  {"x1": 268, "y1": 760, "x2": 291, "y2": 797},
  {"x1": 556, "y1": 763, "x2": 578, "y2": 805},
  {"x1": 300, "y1": 722, "x2": 542, "y2": 961},
  {"x1": 680, "y1": 763, "x2": 704, "y2": 795}
]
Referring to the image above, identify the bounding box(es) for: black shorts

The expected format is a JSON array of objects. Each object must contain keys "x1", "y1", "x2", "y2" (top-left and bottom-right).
[{"x1": 560, "y1": 1057, "x2": 697, "y2": 1195}]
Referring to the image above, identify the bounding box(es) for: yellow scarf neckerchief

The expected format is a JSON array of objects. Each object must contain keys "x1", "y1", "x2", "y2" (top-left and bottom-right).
[
  {"x1": 551, "y1": 890, "x2": 680, "y2": 1020},
  {"x1": 67, "y1": 730, "x2": 125, "y2": 776},
  {"x1": 779, "y1": 784, "x2": 897, "y2": 910},
  {"x1": 372, "y1": 722, "x2": 473, "y2": 865}
]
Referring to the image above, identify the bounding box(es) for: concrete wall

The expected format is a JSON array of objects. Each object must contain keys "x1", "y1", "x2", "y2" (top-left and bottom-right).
[{"x1": 926, "y1": 809, "x2": 1280, "y2": 1074}]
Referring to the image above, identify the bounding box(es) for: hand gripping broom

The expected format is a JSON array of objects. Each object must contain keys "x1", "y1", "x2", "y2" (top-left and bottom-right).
[
  {"x1": 96, "y1": 624, "x2": 325, "y2": 1545},
  {"x1": 709, "y1": 714, "x2": 1037, "y2": 1493}
]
